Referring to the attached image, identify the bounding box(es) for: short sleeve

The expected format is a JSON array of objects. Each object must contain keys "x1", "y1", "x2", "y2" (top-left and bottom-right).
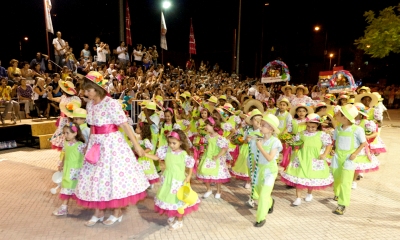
[
  {"x1": 293, "y1": 133, "x2": 301, "y2": 142},
  {"x1": 234, "y1": 116, "x2": 241, "y2": 125},
  {"x1": 156, "y1": 146, "x2": 168, "y2": 160},
  {"x1": 182, "y1": 119, "x2": 190, "y2": 126},
  {"x1": 320, "y1": 132, "x2": 333, "y2": 146},
  {"x1": 173, "y1": 123, "x2": 181, "y2": 130},
  {"x1": 287, "y1": 120, "x2": 293, "y2": 133},
  {"x1": 144, "y1": 139, "x2": 154, "y2": 151},
  {"x1": 374, "y1": 108, "x2": 383, "y2": 121},
  {"x1": 266, "y1": 138, "x2": 283, "y2": 155},
  {"x1": 77, "y1": 142, "x2": 86, "y2": 154},
  {"x1": 216, "y1": 136, "x2": 229, "y2": 149},
  {"x1": 108, "y1": 99, "x2": 127, "y2": 125},
  {"x1": 365, "y1": 120, "x2": 377, "y2": 133},
  {"x1": 355, "y1": 126, "x2": 367, "y2": 144},
  {"x1": 184, "y1": 154, "x2": 195, "y2": 168},
  {"x1": 222, "y1": 122, "x2": 233, "y2": 132}
]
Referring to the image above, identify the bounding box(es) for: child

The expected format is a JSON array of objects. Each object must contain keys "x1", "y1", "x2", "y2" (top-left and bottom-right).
[
  {"x1": 136, "y1": 122, "x2": 160, "y2": 187},
  {"x1": 323, "y1": 94, "x2": 336, "y2": 117},
  {"x1": 158, "y1": 108, "x2": 180, "y2": 148},
  {"x1": 53, "y1": 122, "x2": 86, "y2": 216},
  {"x1": 221, "y1": 103, "x2": 241, "y2": 163},
  {"x1": 72, "y1": 108, "x2": 90, "y2": 142},
  {"x1": 253, "y1": 114, "x2": 282, "y2": 227},
  {"x1": 280, "y1": 113, "x2": 333, "y2": 206},
  {"x1": 276, "y1": 98, "x2": 292, "y2": 169},
  {"x1": 265, "y1": 98, "x2": 277, "y2": 115},
  {"x1": 288, "y1": 103, "x2": 314, "y2": 135},
  {"x1": 144, "y1": 101, "x2": 162, "y2": 172},
  {"x1": 192, "y1": 108, "x2": 210, "y2": 173},
  {"x1": 197, "y1": 117, "x2": 231, "y2": 199},
  {"x1": 331, "y1": 104, "x2": 367, "y2": 215},
  {"x1": 146, "y1": 129, "x2": 200, "y2": 230},
  {"x1": 188, "y1": 96, "x2": 202, "y2": 141},
  {"x1": 352, "y1": 103, "x2": 380, "y2": 189}
]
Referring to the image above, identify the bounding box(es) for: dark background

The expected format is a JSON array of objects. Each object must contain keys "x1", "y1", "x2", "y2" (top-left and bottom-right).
[{"x1": 2, "y1": 0, "x2": 400, "y2": 84}]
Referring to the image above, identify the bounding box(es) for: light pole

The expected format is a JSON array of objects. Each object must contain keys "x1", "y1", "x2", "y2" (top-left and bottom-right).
[
  {"x1": 161, "y1": 1, "x2": 171, "y2": 65},
  {"x1": 260, "y1": 3, "x2": 270, "y2": 77},
  {"x1": 314, "y1": 26, "x2": 328, "y2": 68},
  {"x1": 19, "y1": 37, "x2": 28, "y2": 58},
  {"x1": 236, "y1": 0, "x2": 242, "y2": 75},
  {"x1": 329, "y1": 53, "x2": 334, "y2": 70}
]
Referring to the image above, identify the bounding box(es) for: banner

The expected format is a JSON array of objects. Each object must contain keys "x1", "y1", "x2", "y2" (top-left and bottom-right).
[
  {"x1": 44, "y1": 0, "x2": 54, "y2": 34},
  {"x1": 161, "y1": 12, "x2": 168, "y2": 50},
  {"x1": 125, "y1": 1, "x2": 132, "y2": 46},
  {"x1": 189, "y1": 18, "x2": 196, "y2": 55}
]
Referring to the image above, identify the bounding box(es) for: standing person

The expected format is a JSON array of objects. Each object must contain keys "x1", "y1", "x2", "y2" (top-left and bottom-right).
[
  {"x1": 93, "y1": 37, "x2": 101, "y2": 63},
  {"x1": 146, "y1": 129, "x2": 200, "y2": 231},
  {"x1": 152, "y1": 45, "x2": 159, "y2": 66},
  {"x1": 331, "y1": 104, "x2": 367, "y2": 215},
  {"x1": 17, "y1": 78, "x2": 34, "y2": 119},
  {"x1": 252, "y1": 114, "x2": 282, "y2": 227},
  {"x1": 52, "y1": 123, "x2": 86, "y2": 216},
  {"x1": 52, "y1": 31, "x2": 66, "y2": 67},
  {"x1": 280, "y1": 114, "x2": 333, "y2": 206},
  {"x1": 197, "y1": 117, "x2": 231, "y2": 199},
  {"x1": 74, "y1": 71, "x2": 149, "y2": 226},
  {"x1": 117, "y1": 41, "x2": 128, "y2": 70},
  {"x1": 132, "y1": 44, "x2": 143, "y2": 67},
  {"x1": 80, "y1": 44, "x2": 91, "y2": 62},
  {"x1": 290, "y1": 85, "x2": 314, "y2": 107},
  {"x1": 96, "y1": 42, "x2": 107, "y2": 66}
]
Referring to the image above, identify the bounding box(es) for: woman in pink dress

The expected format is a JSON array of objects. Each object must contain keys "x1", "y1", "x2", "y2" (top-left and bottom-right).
[
  {"x1": 290, "y1": 85, "x2": 314, "y2": 107},
  {"x1": 74, "y1": 71, "x2": 149, "y2": 227}
]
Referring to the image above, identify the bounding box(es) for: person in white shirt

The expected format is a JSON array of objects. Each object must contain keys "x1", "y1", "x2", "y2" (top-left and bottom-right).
[
  {"x1": 132, "y1": 44, "x2": 143, "y2": 66},
  {"x1": 117, "y1": 41, "x2": 128, "y2": 70},
  {"x1": 107, "y1": 63, "x2": 115, "y2": 76},
  {"x1": 96, "y1": 42, "x2": 107, "y2": 66},
  {"x1": 52, "y1": 31, "x2": 66, "y2": 67}
]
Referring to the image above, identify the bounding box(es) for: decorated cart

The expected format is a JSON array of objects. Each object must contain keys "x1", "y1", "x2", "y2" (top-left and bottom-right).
[
  {"x1": 261, "y1": 60, "x2": 290, "y2": 83},
  {"x1": 327, "y1": 70, "x2": 357, "y2": 93}
]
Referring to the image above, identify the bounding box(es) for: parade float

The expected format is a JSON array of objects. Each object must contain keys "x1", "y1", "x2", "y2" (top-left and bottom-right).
[
  {"x1": 261, "y1": 60, "x2": 290, "y2": 83},
  {"x1": 318, "y1": 67, "x2": 357, "y2": 93}
]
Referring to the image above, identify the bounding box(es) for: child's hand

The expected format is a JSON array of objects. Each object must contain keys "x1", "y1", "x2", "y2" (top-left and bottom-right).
[
  {"x1": 256, "y1": 140, "x2": 263, "y2": 149},
  {"x1": 212, "y1": 155, "x2": 218, "y2": 161},
  {"x1": 349, "y1": 153, "x2": 357, "y2": 161},
  {"x1": 330, "y1": 150, "x2": 335, "y2": 156},
  {"x1": 184, "y1": 176, "x2": 191, "y2": 184},
  {"x1": 319, "y1": 154, "x2": 326, "y2": 160},
  {"x1": 58, "y1": 165, "x2": 63, "y2": 171}
]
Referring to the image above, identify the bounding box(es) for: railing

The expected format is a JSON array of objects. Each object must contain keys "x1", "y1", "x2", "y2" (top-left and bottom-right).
[{"x1": 129, "y1": 99, "x2": 174, "y2": 125}]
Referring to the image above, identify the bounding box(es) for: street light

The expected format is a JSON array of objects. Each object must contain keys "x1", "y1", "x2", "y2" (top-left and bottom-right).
[
  {"x1": 20, "y1": 37, "x2": 28, "y2": 57},
  {"x1": 314, "y1": 25, "x2": 328, "y2": 68},
  {"x1": 314, "y1": 26, "x2": 320, "y2": 31},
  {"x1": 329, "y1": 53, "x2": 334, "y2": 70},
  {"x1": 162, "y1": 1, "x2": 171, "y2": 9},
  {"x1": 366, "y1": 44, "x2": 371, "y2": 48}
]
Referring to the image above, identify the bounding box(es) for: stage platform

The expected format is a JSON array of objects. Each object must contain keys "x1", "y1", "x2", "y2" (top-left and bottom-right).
[{"x1": 0, "y1": 118, "x2": 57, "y2": 150}]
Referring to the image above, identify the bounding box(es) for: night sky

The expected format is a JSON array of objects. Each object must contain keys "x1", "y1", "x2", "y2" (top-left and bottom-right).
[{"x1": 2, "y1": 0, "x2": 400, "y2": 83}]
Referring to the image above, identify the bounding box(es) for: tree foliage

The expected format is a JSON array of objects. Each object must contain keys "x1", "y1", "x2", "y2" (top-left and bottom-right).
[{"x1": 355, "y1": 5, "x2": 400, "y2": 58}]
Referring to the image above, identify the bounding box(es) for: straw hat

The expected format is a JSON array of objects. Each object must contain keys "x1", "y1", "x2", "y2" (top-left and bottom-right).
[
  {"x1": 354, "y1": 92, "x2": 378, "y2": 108},
  {"x1": 208, "y1": 96, "x2": 218, "y2": 104},
  {"x1": 339, "y1": 104, "x2": 359, "y2": 123},
  {"x1": 222, "y1": 103, "x2": 236, "y2": 115},
  {"x1": 219, "y1": 95, "x2": 227, "y2": 100},
  {"x1": 184, "y1": 91, "x2": 191, "y2": 98},
  {"x1": 314, "y1": 102, "x2": 327, "y2": 109},
  {"x1": 84, "y1": 71, "x2": 108, "y2": 90},
  {"x1": 277, "y1": 98, "x2": 291, "y2": 108},
  {"x1": 306, "y1": 113, "x2": 322, "y2": 123},
  {"x1": 372, "y1": 92, "x2": 384, "y2": 102},
  {"x1": 213, "y1": 107, "x2": 228, "y2": 121},
  {"x1": 146, "y1": 102, "x2": 157, "y2": 111},
  {"x1": 353, "y1": 102, "x2": 368, "y2": 117},
  {"x1": 72, "y1": 107, "x2": 87, "y2": 118},
  {"x1": 223, "y1": 86, "x2": 234, "y2": 94},
  {"x1": 357, "y1": 86, "x2": 371, "y2": 94},
  {"x1": 58, "y1": 80, "x2": 77, "y2": 95},
  {"x1": 241, "y1": 94, "x2": 251, "y2": 104},
  {"x1": 324, "y1": 94, "x2": 336, "y2": 103},
  {"x1": 243, "y1": 99, "x2": 264, "y2": 114},
  {"x1": 60, "y1": 100, "x2": 81, "y2": 118},
  {"x1": 348, "y1": 98, "x2": 355, "y2": 104},
  {"x1": 281, "y1": 85, "x2": 294, "y2": 93},
  {"x1": 338, "y1": 94, "x2": 349, "y2": 100},
  {"x1": 139, "y1": 100, "x2": 149, "y2": 107},
  {"x1": 294, "y1": 85, "x2": 309, "y2": 95},
  {"x1": 244, "y1": 109, "x2": 263, "y2": 125},
  {"x1": 229, "y1": 98, "x2": 240, "y2": 108},
  {"x1": 290, "y1": 103, "x2": 314, "y2": 117},
  {"x1": 260, "y1": 114, "x2": 280, "y2": 134}
]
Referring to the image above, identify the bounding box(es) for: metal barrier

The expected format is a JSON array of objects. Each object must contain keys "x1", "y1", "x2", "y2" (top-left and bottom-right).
[{"x1": 129, "y1": 99, "x2": 174, "y2": 125}]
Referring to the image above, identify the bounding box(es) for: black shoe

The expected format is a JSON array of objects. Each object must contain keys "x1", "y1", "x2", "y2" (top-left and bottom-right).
[
  {"x1": 268, "y1": 199, "x2": 275, "y2": 214},
  {"x1": 254, "y1": 219, "x2": 266, "y2": 227},
  {"x1": 286, "y1": 185, "x2": 294, "y2": 189},
  {"x1": 333, "y1": 196, "x2": 338, "y2": 201},
  {"x1": 333, "y1": 205, "x2": 346, "y2": 215}
]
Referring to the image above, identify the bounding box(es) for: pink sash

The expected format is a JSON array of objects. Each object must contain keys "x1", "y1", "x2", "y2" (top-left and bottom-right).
[{"x1": 85, "y1": 124, "x2": 119, "y2": 164}]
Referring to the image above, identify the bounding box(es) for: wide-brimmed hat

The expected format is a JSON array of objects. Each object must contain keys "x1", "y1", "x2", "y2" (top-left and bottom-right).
[
  {"x1": 213, "y1": 107, "x2": 228, "y2": 121},
  {"x1": 353, "y1": 102, "x2": 368, "y2": 117},
  {"x1": 208, "y1": 96, "x2": 218, "y2": 104},
  {"x1": 179, "y1": 93, "x2": 187, "y2": 99},
  {"x1": 281, "y1": 85, "x2": 294, "y2": 93},
  {"x1": 355, "y1": 92, "x2": 378, "y2": 108},
  {"x1": 243, "y1": 99, "x2": 264, "y2": 113},
  {"x1": 314, "y1": 102, "x2": 327, "y2": 109},
  {"x1": 154, "y1": 95, "x2": 164, "y2": 110},
  {"x1": 222, "y1": 103, "x2": 236, "y2": 115},
  {"x1": 184, "y1": 91, "x2": 191, "y2": 98},
  {"x1": 348, "y1": 98, "x2": 355, "y2": 104},
  {"x1": 84, "y1": 71, "x2": 108, "y2": 90},
  {"x1": 223, "y1": 86, "x2": 234, "y2": 94},
  {"x1": 218, "y1": 95, "x2": 227, "y2": 100},
  {"x1": 306, "y1": 113, "x2": 322, "y2": 124},
  {"x1": 192, "y1": 96, "x2": 203, "y2": 105},
  {"x1": 60, "y1": 100, "x2": 81, "y2": 118},
  {"x1": 290, "y1": 103, "x2": 314, "y2": 116},
  {"x1": 244, "y1": 109, "x2": 263, "y2": 125},
  {"x1": 372, "y1": 92, "x2": 384, "y2": 102},
  {"x1": 59, "y1": 80, "x2": 77, "y2": 95},
  {"x1": 229, "y1": 97, "x2": 240, "y2": 108},
  {"x1": 260, "y1": 114, "x2": 280, "y2": 134},
  {"x1": 139, "y1": 100, "x2": 149, "y2": 106},
  {"x1": 277, "y1": 98, "x2": 291, "y2": 108},
  {"x1": 146, "y1": 101, "x2": 157, "y2": 111},
  {"x1": 72, "y1": 107, "x2": 87, "y2": 118},
  {"x1": 357, "y1": 86, "x2": 371, "y2": 94},
  {"x1": 294, "y1": 85, "x2": 309, "y2": 95},
  {"x1": 324, "y1": 94, "x2": 336, "y2": 103},
  {"x1": 339, "y1": 104, "x2": 359, "y2": 123}
]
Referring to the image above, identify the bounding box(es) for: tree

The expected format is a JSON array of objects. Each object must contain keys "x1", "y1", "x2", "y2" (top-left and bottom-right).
[{"x1": 355, "y1": 5, "x2": 400, "y2": 58}]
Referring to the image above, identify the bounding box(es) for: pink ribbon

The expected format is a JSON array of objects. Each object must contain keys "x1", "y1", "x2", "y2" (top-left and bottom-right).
[
  {"x1": 91, "y1": 124, "x2": 119, "y2": 134},
  {"x1": 168, "y1": 131, "x2": 181, "y2": 140}
]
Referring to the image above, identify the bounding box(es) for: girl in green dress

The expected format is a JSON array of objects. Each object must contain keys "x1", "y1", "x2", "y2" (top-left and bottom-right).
[
  {"x1": 146, "y1": 129, "x2": 199, "y2": 231},
  {"x1": 280, "y1": 113, "x2": 334, "y2": 206},
  {"x1": 53, "y1": 123, "x2": 86, "y2": 216},
  {"x1": 288, "y1": 103, "x2": 314, "y2": 135},
  {"x1": 197, "y1": 117, "x2": 231, "y2": 199},
  {"x1": 158, "y1": 108, "x2": 180, "y2": 149}
]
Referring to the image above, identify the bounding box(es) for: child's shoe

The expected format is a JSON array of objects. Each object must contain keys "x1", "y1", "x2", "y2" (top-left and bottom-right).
[
  {"x1": 305, "y1": 194, "x2": 313, "y2": 202},
  {"x1": 292, "y1": 198, "x2": 302, "y2": 206},
  {"x1": 169, "y1": 220, "x2": 183, "y2": 230},
  {"x1": 333, "y1": 205, "x2": 346, "y2": 215},
  {"x1": 53, "y1": 205, "x2": 67, "y2": 216}
]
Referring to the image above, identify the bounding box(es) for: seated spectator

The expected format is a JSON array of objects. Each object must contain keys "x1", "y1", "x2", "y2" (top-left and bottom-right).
[
  {"x1": 31, "y1": 63, "x2": 46, "y2": 80},
  {"x1": 33, "y1": 78, "x2": 49, "y2": 118},
  {"x1": 21, "y1": 62, "x2": 34, "y2": 80},
  {"x1": 45, "y1": 62, "x2": 55, "y2": 77},
  {"x1": 0, "y1": 77, "x2": 19, "y2": 124},
  {"x1": 17, "y1": 78, "x2": 34, "y2": 118},
  {"x1": 30, "y1": 52, "x2": 49, "y2": 72},
  {"x1": 0, "y1": 61, "x2": 7, "y2": 78},
  {"x1": 49, "y1": 73, "x2": 62, "y2": 97},
  {"x1": 7, "y1": 59, "x2": 21, "y2": 80}
]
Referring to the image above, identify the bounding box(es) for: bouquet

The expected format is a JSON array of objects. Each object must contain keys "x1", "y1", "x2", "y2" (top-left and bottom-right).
[
  {"x1": 164, "y1": 130, "x2": 170, "y2": 136},
  {"x1": 279, "y1": 133, "x2": 303, "y2": 151},
  {"x1": 231, "y1": 134, "x2": 245, "y2": 145}
]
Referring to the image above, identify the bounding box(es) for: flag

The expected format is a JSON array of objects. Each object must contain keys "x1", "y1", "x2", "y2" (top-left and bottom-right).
[
  {"x1": 161, "y1": 12, "x2": 168, "y2": 50},
  {"x1": 125, "y1": 1, "x2": 132, "y2": 46},
  {"x1": 44, "y1": 0, "x2": 54, "y2": 34},
  {"x1": 189, "y1": 18, "x2": 196, "y2": 55}
]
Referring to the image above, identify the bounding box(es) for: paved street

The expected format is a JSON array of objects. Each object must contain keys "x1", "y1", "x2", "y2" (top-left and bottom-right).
[{"x1": 1, "y1": 110, "x2": 400, "y2": 240}]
